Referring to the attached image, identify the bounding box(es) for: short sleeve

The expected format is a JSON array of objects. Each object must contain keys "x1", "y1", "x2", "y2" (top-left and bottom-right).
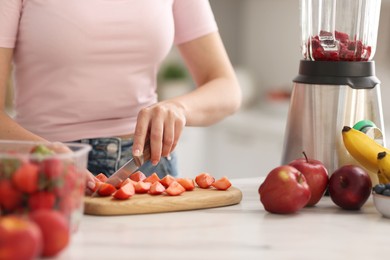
[
  {"x1": 0, "y1": 0, "x2": 23, "y2": 48},
  {"x1": 173, "y1": 0, "x2": 218, "y2": 45}
]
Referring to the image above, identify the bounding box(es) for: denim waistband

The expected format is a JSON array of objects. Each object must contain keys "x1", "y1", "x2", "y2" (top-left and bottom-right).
[{"x1": 70, "y1": 137, "x2": 178, "y2": 178}]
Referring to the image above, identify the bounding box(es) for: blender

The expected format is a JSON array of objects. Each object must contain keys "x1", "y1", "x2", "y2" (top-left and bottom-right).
[{"x1": 281, "y1": 0, "x2": 384, "y2": 183}]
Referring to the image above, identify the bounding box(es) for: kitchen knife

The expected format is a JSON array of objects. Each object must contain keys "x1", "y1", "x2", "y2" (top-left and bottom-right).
[{"x1": 104, "y1": 143, "x2": 151, "y2": 188}]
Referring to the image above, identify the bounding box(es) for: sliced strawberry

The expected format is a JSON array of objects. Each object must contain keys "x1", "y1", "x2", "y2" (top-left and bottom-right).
[
  {"x1": 165, "y1": 181, "x2": 185, "y2": 196},
  {"x1": 95, "y1": 173, "x2": 108, "y2": 183},
  {"x1": 129, "y1": 171, "x2": 146, "y2": 182},
  {"x1": 211, "y1": 176, "x2": 232, "y2": 191},
  {"x1": 12, "y1": 162, "x2": 40, "y2": 193},
  {"x1": 195, "y1": 172, "x2": 215, "y2": 189},
  {"x1": 144, "y1": 172, "x2": 160, "y2": 184},
  {"x1": 0, "y1": 180, "x2": 23, "y2": 211},
  {"x1": 159, "y1": 175, "x2": 176, "y2": 188},
  {"x1": 134, "y1": 181, "x2": 151, "y2": 194},
  {"x1": 97, "y1": 183, "x2": 117, "y2": 196},
  {"x1": 113, "y1": 182, "x2": 135, "y2": 200},
  {"x1": 176, "y1": 178, "x2": 195, "y2": 191},
  {"x1": 149, "y1": 181, "x2": 166, "y2": 195},
  {"x1": 28, "y1": 191, "x2": 56, "y2": 211}
]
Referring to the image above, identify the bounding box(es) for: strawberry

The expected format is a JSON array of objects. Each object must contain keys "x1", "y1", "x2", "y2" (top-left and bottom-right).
[
  {"x1": 165, "y1": 181, "x2": 185, "y2": 196},
  {"x1": 159, "y1": 175, "x2": 176, "y2": 188},
  {"x1": 12, "y1": 162, "x2": 40, "y2": 193},
  {"x1": 176, "y1": 178, "x2": 195, "y2": 191},
  {"x1": 97, "y1": 183, "x2": 117, "y2": 197},
  {"x1": 134, "y1": 181, "x2": 151, "y2": 194},
  {"x1": 195, "y1": 172, "x2": 215, "y2": 189},
  {"x1": 143, "y1": 172, "x2": 160, "y2": 184},
  {"x1": 28, "y1": 191, "x2": 56, "y2": 211},
  {"x1": 129, "y1": 171, "x2": 146, "y2": 182},
  {"x1": 113, "y1": 182, "x2": 135, "y2": 200},
  {"x1": 41, "y1": 158, "x2": 63, "y2": 180},
  {"x1": 95, "y1": 173, "x2": 108, "y2": 183},
  {"x1": 211, "y1": 176, "x2": 232, "y2": 191},
  {"x1": 148, "y1": 181, "x2": 165, "y2": 195},
  {"x1": 0, "y1": 180, "x2": 23, "y2": 211}
]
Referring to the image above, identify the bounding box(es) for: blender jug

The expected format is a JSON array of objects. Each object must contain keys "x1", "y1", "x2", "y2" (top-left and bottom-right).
[{"x1": 281, "y1": 0, "x2": 384, "y2": 184}]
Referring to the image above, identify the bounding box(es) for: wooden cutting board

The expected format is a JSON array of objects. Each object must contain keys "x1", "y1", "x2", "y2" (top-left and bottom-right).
[{"x1": 83, "y1": 187, "x2": 242, "y2": 216}]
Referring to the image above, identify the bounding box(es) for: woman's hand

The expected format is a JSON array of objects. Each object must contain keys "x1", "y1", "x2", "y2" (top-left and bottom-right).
[
  {"x1": 85, "y1": 171, "x2": 99, "y2": 196},
  {"x1": 132, "y1": 100, "x2": 186, "y2": 166}
]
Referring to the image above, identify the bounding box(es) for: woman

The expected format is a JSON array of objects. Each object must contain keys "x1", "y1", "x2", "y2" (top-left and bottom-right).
[{"x1": 0, "y1": 0, "x2": 241, "y2": 192}]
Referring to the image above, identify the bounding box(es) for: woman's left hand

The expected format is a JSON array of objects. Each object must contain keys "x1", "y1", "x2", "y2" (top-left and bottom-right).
[{"x1": 132, "y1": 100, "x2": 186, "y2": 166}]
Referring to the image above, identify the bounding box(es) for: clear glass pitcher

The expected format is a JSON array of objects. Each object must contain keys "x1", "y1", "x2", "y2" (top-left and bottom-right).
[{"x1": 300, "y1": 0, "x2": 382, "y2": 61}]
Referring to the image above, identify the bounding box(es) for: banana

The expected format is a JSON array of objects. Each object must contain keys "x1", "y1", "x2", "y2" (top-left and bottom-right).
[
  {"x1": 342, "y1": 126, "x2": 390, "y2": 173},
  {"x1": 377, "y1": 151, "x2": 390, "y2": 184}
]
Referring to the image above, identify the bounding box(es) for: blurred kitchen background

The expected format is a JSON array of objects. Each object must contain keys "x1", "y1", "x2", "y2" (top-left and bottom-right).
[{"x1": 5, "y1": 0, "x2": 390, "y2": 179}]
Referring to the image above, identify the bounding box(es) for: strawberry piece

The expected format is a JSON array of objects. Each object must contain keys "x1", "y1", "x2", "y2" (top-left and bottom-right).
[
  {"x1": 113, "y1": 182, "x2": 135, "y2": 200},
  {"x1": 0, "y1": 180, "x2": 23, "y2": 211},
  {"x1": 12, "y1": 162, "x2": 40, "y2": 193},
  {"x1": 165, "y1": 181, "x2": 186, "y2": 196},
  {"x1": 144, "y1": 172, "x2": 160, "y2": 184},
  {"x1": 134, "y1": 181, "x2": 151, "y2": 194},
  {"x1": 129, "y1": 171, "x2": 146, "y2": 182},
  {"x1": 149, "y1": 181, "x2": 166, "y2": 195},
  {"x1": 211, "y1": 176, "x2": 232, "y2": 191},
  {"x1": 159, "y1": 175, "x2": 176, "y2": 188},
  {"x1": 97, "y1": 183, "x2": 117, "y2": 196},
  {"x1": 28, "y1": 191, "x2": 56, "y2": 211},
  {"x1": 195, "y1": 172, "x2": 215, "y2": 189},
  {"x1": 176, "y1": 178, "x2": 195, "y2": 191},
  {"x1": 95, "y1": 173, "x2": 108, "y2": 182}
]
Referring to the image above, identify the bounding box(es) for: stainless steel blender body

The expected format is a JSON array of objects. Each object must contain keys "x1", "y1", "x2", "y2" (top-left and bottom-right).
[{"x1": 281, "y1": 61, "x2": 385, "y2": 176}]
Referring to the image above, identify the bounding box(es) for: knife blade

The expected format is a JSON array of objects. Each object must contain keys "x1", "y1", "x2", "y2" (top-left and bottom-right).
[{"x1": 105, "y1": 143, "x2": 151, "y2": 188}]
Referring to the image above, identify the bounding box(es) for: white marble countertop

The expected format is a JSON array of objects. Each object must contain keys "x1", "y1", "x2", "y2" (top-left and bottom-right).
[{"x1": 54, "y1": 178, "x2": 389, "y2": 260}]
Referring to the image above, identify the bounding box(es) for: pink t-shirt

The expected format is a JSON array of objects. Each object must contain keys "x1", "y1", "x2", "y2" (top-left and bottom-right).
[{"x1": 0, "y1": 0, "x2": 218, "y2": 142}]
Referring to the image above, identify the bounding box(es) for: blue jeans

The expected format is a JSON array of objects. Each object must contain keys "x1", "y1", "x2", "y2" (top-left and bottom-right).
[{"x1": 70, "y1": 137, "x2": 178, "y2": 178}]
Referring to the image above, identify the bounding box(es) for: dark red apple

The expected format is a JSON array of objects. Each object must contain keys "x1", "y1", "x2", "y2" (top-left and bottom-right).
[
  {"x1": 328, "y1": 165, "x2": 372, "y2": 210},
  {"x1": 259, "y1": 165, "x2": 311, "y2": 214},
  {"x1": 288, "y1": 152, "x2": 329, "y2": 206}
]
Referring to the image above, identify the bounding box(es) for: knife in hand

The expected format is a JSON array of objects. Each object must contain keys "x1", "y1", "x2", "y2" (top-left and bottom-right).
[{"x1": 104, "y1": 142, "x2": 151, "y2": 188}]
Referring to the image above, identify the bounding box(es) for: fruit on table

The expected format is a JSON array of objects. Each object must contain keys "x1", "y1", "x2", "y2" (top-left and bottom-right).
[
  {"x1": 342, "y1": 126, "x2": 389, "y2": 173},
  {"x1": 258, "y1": 165, "x2": 311, "y2": 214},
  {"x1": 129, "y1": 171, "x2": 146, "y2": 182},
  {"x1": 113, "y1": 182, "x2": 135, "y2": 200},
  {"x1": 377, "y1": 151, "x2": 390, "y2": 184},
  {"x1": 148, "y1": 181, "x2": 166, "y2": 195},
  {"x1": 95, "y1": 173, "x2": 108, "y2": 182},
  {"x1": 29, "y1": 209, "x2": 70, "y2": 257},
  {"x1": 144, "y1": 172, "x2": 161, "y2": 184},
  {"x1": 211, "y1": 176, "x2": 232, "y2": 191},
  {"x1": 373, "y1": 183, "x2": 390, "y2": 196},
  {"x1": 288, "y1": 152, "x2": 329, "y2": 207},
  {"x1": 195, "y1": 172, "x2": 215, "y2": 188},
  {"x1": 0, "y1": 215, "x2": 43, "y2": 260},
  {"x1": 328, "y1": 165, "x2": 372, "y2": 210},
  {"x1": 165, "y1": 181, "x2": 186, "y2": 196},
  {"x1": 90, "y1": 171, "x2": 231, "y2": 200},
  {"x1": 176, "y1": 178, "x2": 195, "y2": 191}
]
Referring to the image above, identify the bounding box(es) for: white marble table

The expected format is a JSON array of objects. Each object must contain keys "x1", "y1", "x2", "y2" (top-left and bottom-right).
[{"x1": 55, "y1": 178, "x2": 389, "y2": 260}]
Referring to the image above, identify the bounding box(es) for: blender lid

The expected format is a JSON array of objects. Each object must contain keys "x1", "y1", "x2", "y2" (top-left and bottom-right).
[{"x1": 293, "y1": 60, "x2": 380, "y2": 89}]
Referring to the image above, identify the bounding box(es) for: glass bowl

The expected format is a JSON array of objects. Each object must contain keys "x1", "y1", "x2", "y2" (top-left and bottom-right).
[
  {"x1": 372, "y1": 192, "x2": 390, "y2": 218},
  {"x1": 0, "y1": 140, "x2": 91, "y2": 232}
]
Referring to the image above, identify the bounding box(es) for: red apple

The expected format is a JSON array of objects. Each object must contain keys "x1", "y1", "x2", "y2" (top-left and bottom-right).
[
  {"x1": 288, "y1": 152, "x2": 329, "y2": 206},
  {"x1": 258, "y1": 165, "x2": 311, "y2": 214},
  {"x1": 0, "y1": 215, "x2": 43, "y2": 260},
  {"x1": 328, "y1": 165, "x2": 372, "y2": 210},
  {"x1": 29, "y1": 209, "x2": 70, "y2": 257}
]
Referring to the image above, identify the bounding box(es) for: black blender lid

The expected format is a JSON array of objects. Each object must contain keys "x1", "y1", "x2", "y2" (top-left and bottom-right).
[{"x1": 293, "y1": 60, "x2": 380, "y2": 89}]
